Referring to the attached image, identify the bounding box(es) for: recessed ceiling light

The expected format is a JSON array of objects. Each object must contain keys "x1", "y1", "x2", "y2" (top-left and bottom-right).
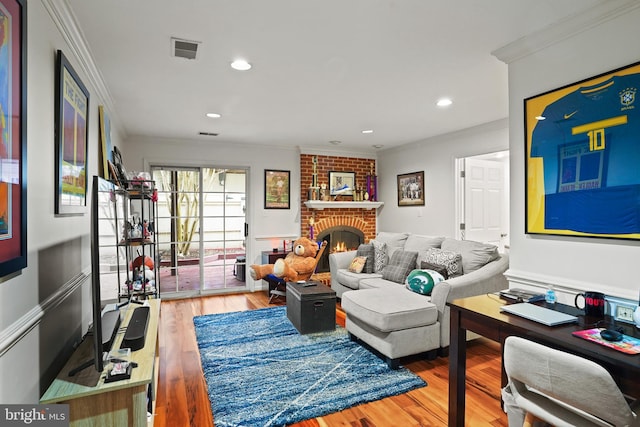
[
  {"x1": 231, "y1": 59, "x2": 252, "y2": 71},
  {"x1": 437, "y1": 98, "x2": 453, "y2": 107},
  {"x1": 372, "y1": 144, "x2": 384, "y2": 149},
  {"x1": 362, "y1": 129, "x2": 374, "y2": 134},
  {"x1": 329, "y1": 140, "x2": 342, "y2": 145},
  {"x1": 206, "y1": 113, "x2": 221, "y2": 118}
]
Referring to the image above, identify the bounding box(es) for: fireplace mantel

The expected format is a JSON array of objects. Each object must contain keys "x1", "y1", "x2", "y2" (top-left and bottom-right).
[{"x1": 304, "y1": 201, "x2": 384, "y2": 210}]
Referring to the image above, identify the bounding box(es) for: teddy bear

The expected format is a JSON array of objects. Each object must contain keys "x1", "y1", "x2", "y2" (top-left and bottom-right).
[{"x1": 249, "y1": 237, "x2": 320, "y2": 282}]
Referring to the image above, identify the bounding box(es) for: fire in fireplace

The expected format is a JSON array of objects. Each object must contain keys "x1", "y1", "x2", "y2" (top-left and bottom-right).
[{"x1": 316, "y1": 226, "x2": 364, "y2": 273}]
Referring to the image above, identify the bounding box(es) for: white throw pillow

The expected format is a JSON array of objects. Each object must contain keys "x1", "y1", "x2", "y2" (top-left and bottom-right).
[{"x1": 370, "y1": 239, "x2": 388, "y2": 273}]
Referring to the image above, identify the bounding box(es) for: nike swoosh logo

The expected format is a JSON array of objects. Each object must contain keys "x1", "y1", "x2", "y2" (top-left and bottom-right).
[{"x1": 564, "y1": 111, "x2": 578, "y2": 119}]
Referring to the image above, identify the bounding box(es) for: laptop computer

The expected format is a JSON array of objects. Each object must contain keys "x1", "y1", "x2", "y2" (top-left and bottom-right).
[{"x1": 500, "y1": 303, "x2": 578, "y2": 326}]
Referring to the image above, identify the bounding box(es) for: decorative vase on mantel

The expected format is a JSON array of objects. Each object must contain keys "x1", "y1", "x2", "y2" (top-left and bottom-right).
[{"x1": 366, "y1": 163, "x2": 377, "y2": 202}]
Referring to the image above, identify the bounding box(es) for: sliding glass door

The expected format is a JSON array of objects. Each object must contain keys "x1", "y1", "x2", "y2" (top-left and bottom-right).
[{"x1": 152, "y1": 166, "x2": 248, "y2": 297}]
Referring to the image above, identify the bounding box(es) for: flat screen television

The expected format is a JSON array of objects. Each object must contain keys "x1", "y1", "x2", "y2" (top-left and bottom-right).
[{"x1": 69, "y1": 176, "x2": 121, "y2": 375}]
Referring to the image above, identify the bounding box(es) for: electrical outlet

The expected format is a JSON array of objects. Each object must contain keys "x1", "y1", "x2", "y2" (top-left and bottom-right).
[{"x1": 615, "y1": 304, "x2": 636, "y2": 323}]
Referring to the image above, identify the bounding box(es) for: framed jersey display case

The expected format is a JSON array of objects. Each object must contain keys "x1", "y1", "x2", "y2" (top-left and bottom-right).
[{"x1": 525, "y1": 61, "x2": 640, "y2": 240}]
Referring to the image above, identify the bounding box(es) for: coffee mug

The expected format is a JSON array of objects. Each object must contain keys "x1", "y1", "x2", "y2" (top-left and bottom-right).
[{"x1": 574, "y1": 291, "x2": 606, "y2": 318}]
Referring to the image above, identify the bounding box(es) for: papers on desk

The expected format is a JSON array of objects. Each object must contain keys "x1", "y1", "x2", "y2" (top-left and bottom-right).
[{"x1": 500, "y1": 303, "x2": 578, "y2": 326}]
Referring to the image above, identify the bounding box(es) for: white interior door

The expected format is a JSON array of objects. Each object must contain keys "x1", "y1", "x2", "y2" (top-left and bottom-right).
[{"x1": 463, "y1": 157, "x2": 506, "y2": 248}]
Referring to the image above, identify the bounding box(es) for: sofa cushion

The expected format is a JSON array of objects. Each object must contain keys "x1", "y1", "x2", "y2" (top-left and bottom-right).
[
  {"x1": 381, "y1": 250, "x2": 418, "y2": 284},
  {"x1": 405, "y1": 269, "x2": 445, "y2": 295},
  {"x1": 348, "y1": 256, "x2": 367, "y2": 273},
  {"x1": 359, "y1": 277, "x2": 403, "y2": 291},
  {"x1": 371, "y1": 239, "x2": 388, "y2": 273},
  {"x1": 419, "y1": 248, "x2": 462, "y2": 278},
  {"x1": 404, "y1": 234, "x2": 445, "y2": 254},
  {"x1": 373, "y1": 232, "x2": 409, "y2": 248},
  {"x1": 441, "y1": 238, "x2": 499, "y2": 274},
  {"x1": 420, "y1": 261, "x2": 449, "y2": 279},
  {"x1": 341, "y1": 288, "x2": 438, "y2": 332},
  {"x1": 356, "y1": 243, "x2": 375, "y2": 274},
  {"x1": 336, "y1": 269, "x2": 383, "y2": 290}
]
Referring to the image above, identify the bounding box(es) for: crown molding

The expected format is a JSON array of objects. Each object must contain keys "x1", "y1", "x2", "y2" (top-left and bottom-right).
[
  {"x1": 43, "y1": 0, "x2": 120, "y2": 125},
  {"x1": 492, "y1": 0, "x2": 640, "y2": 64}
]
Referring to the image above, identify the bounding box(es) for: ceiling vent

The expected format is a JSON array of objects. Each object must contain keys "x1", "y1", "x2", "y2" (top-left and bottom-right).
[
  {"x1": 199, "y1": 132, "x2": 219, "y2": 137},
  {"x1": 171, "y1": 37, "x2": 200, "y2": 60}
]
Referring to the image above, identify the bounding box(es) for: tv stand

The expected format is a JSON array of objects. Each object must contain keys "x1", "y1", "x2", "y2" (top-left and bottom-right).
[{"x1": 41, "y1": 299, "x2": 160, "y2": 427}]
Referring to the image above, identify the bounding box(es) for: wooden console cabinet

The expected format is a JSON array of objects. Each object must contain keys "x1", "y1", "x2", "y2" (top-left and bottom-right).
[{"x1": 41, "y1": 299, "x2": 161, "y2": 427}]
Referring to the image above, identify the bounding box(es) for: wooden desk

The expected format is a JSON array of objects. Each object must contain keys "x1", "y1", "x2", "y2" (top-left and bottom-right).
[
  {"x1": 41, "y1": 299, "x2": 160, "y2": 427},
  {"x1": 448, "y1": 294, "x2": 640, "y2": 427}
]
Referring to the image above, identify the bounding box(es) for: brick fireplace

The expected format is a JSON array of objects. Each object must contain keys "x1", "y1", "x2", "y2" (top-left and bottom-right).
[{"x1": 300, "y1": 154, "x2": 378, "y2": 272}]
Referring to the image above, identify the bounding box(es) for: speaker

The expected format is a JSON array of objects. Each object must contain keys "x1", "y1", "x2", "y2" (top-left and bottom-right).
[{"x1": 122, "y1": 306, "x2": 150, "y2": 351}]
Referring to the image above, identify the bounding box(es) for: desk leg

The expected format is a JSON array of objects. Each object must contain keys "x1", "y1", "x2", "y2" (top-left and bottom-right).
[{"x1": 449, "y1": 308, "x2": 466, "y2": 427}]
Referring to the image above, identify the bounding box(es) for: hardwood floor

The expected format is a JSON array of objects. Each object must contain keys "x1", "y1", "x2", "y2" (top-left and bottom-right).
[{"x1": 154, "y1": 292, "x2": 509, "y2": 427}]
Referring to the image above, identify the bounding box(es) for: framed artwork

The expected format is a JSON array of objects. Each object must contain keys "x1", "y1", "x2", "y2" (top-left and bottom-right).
[
  {"x1": 55, "y1": 50, "x2": 90, "y2": 215},
  {"x1": 328, "y1": 171, "x2": 355, "y2": 196},
  {"x1": 525, "y1": 60, "x2": 640, "y2": 240},
  {"x1": 0, "y1": 0, "x2": 27, "y2": 277},
  {"x1": 99, "y1": 105, "x2": 113, "y2": 179},
  {"x1": 264, "y1": 169, "x2": 290, "y2": 209},
  {"x1": 397, "y1": 171, "x2": 425, "y2": 206},
  {"x1": 110, "y1": 145, "x2": 128, "y2": 187}
]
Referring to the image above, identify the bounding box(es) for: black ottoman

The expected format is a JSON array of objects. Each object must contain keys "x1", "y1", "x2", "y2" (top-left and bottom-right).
[{"x1": 286, "y1": 282, "x2": 336, "y2": 334}]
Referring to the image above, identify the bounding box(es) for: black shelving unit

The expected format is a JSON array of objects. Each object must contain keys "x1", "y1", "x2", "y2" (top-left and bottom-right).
[{"x1": 116, "y1": 180, "x2": 160, "y2": 300}]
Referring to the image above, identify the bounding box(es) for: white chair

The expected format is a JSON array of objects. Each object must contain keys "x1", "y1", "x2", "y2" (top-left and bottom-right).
[{"x1": 503, "y1": 336, "x2": 640, "y2": 427}]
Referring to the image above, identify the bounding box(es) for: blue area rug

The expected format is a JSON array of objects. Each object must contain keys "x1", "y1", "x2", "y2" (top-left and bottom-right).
[{"x1": 194, "y1": 306, "x2": 426, "y2": 427}]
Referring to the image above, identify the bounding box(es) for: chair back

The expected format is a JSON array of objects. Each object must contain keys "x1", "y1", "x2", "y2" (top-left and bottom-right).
[
  {"x1": 504, "y1": 336, "x2": 639, "y2": 427},
  {"x1": 312, "y1": 240, "x2": 328, "y2": 275}
]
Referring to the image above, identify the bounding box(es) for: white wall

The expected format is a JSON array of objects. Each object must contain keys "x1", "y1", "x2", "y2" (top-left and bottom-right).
[
  {"x1": 0, "y1": 1, "x2": 124, "y2": 403},
  {"x1": 500, "y1": 3, "x2": 640, "y2": 302},
  {"x1": 377, "y1": 119, "x2": 509, "y2": 237}
]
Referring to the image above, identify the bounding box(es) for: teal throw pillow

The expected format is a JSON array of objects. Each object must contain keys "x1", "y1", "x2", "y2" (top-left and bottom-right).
[{"x1": 405, "y1": 269, "x2": 445, "y2": 295}]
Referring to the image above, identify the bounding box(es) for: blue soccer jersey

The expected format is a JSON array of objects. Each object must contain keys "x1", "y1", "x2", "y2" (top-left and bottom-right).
[{"x1": 530, "y1": 73, "x2": 640, "y2": 234}]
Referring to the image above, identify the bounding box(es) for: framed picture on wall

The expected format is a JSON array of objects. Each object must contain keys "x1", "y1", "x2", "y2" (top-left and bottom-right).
[
  {"x1": 264, "y1": 169, "x2": 290, "y2": 209},
  {"x1": 328, "y1": 171, "x2": 355, "y2": 196},
  {"x1": 99, "y1": 105, "x2": 113, "y2": 180},
  {"x1": 0, "y1": 0, "x2": 27, "y2": 277},
  {"x1": 397, "y1": 171, "x2": 425, "y2": 206},
  {"x1": 55, "y1": 50, "x2": 90, "y2": 215},
  {"x1": 525, "y1": 60, "x2": 640, "y2": 240}
]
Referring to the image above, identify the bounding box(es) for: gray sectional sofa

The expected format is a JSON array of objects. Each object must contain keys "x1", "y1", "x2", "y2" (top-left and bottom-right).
[{"x1": 329, "y1": 232, "x2": 509, "y2": 367}]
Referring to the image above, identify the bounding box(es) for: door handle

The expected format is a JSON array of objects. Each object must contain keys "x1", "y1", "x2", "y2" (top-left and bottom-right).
[{"x1": 244, "y1": 223, "x2": 248, "y2": 237}]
